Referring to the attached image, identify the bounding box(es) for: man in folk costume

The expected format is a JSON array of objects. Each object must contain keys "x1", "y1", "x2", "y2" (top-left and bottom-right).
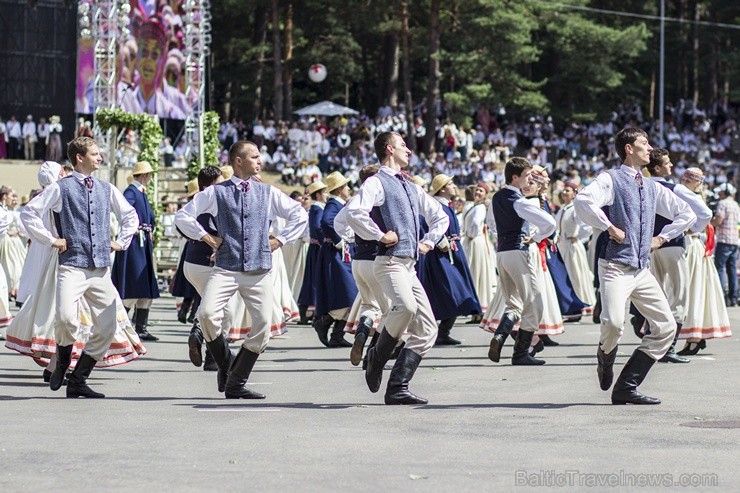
[
  {"x1": 422, "y1": 174, "x2": 482, "y2": 346},
  {"x1": 21, "y1": 137, "x2": 138, "y2": 398},
  {"x1": 574, "y1": 127, "x2": 695, "y2": 405},
  {"x1": 346, "y1": 131, "x2": 449, "y2": 405},
  {"x1": 486, "y1": 157, "x2": 556, "y2": 366},
  {"x1": 112, "y1": 161, "x2": 160, "y2": 341},
  {"x1": 312, "y1": 171, "x2": 356, "y2": 348},
  {"x1": 175, "y1": 141, "x2": 307, "y2": 399},
  {"x1": 631, "y1": 149, "x2": 712, "y2": 364}
]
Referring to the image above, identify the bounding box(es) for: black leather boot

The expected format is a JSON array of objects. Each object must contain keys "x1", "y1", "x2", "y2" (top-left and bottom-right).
[
  {"x1": 631, "y1": 313, "x2": 646, "y2": 339},
  {"x1": 351, "y1": 316, "x2": 372, "y2": 366},
  {"x1": 203, "y1": 349, "x2": 218, "y2": 371},
  {"x1": 66, "y1": 352, "x2": 105, "y2": 398},
  {"x1": 592, "y1": 290, "x2": 601, "y2": 324},
  {"x1": 611, "y1": 350, "x2": 661, "y2": 405},
  {"x1": 224, "y1": 348, "x2": 265, "y2": 399},
  {"x1": 177, "y1": 298, "x2": 192, "y2": 324},
  {"x1": 297, "y1": 305, "x2": 311, "y2": 325},
  {"x1": 43, "y1": 369, "x2": 68, "y2": 385},
  {"x1": 205, "y1": 335, "x2": 234, "y2": 393},
  {"x1": 597, "y1": 344, "x2": 618, "y2": 391},
  {"x1": 384, "y1": 348, "x2": 428, "y2": 405},
  {"x1": 365, "y1": 329, "x2": 399, "y2": 393},
  {"x1": 362, "y1": 332, "x2": 380, "y2": 370},
  {"x1": 540, "y1": 334, "x2": 559, "y2": 347},
  {"x1": 50, "y1": 344, "x2": 73, "y2": 391},
  {"x1": 135, "y1": 308, "x2": 159, "y2": 341},
  {"x1": 313, "y1": 313, "x2": 334, "y2": 347},
  {"x1": 435, "y1": 317, "x2": 461, "y2": 346},
  {"x1": 188, "y1": 318, "x2": 204, "y2": 367},
  {"x1": 188, "y1": 296, "x2": 200, "y2": 324},
  {"x1": 511, "y1": 329, "x2": 545, "y2": 365},
  {"x1": 488, "y1": 313, "x2": 517, "y2": 363},
  {"x1": 328, "y1": 319, "x2": 352, "y2": 348},
  {"x1": 659, "y1": 324, "x2": 690, "y2": 363}
]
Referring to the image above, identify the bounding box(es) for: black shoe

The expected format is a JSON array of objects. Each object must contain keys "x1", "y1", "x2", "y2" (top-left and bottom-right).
[
  {"x1": 597, "y1": 345, "x2": 618, "y2": 391},
  {"x1": 224, "y1": 348, "x2": 266, "y2": 399},
  {"x1": 297, "y1": 305, "x2": 311, "y2": 325},
  {"x1": 365, "y1": 330, "x2": 399, "y2": 393},
  {"x1": 203, "y1": 350, "x2": 218, "y2": 371},
  {"x1": 611, "y1": 350, "x2": 661, "y2": 405},
  {"x1": 66, "y1": 352, "x2": 105, "y2": 398},
  {"x1": 434, "y1": 335, "x2": 461, "y2": 346},
  {"x1": 384, "y1": 349, "x2": 428, "y2": 405},
  {"x1": 540, "y1": 335, "x2": 559, "y2": 346},
  {"x1": 676, "y1": 339, "x2": 706, "y2": 356},
  {"x1": 188, "y1": 319, "x2": 204, "y2": 367},
  {"x1": 50, "y1": 345, "x2": 73, "y2": 391},
  {"x1": 465, "y1": 315, "x2": 482, "y2": 324},
  {"x1": 511, "y1": 330, "x2": 545, "y2": 365},
  {"x1": 328, "y1": 319, "x2": 352, "y2": 348},
  {"x1": 435, "y1": 317, "x2": 461, "y2": 346},
  {"x1": 313, "y1": 314, "x2": 334, "y2": 347},
  {"x1": 135, "y1": 308, "x2": 159, "y2": 341},
  {"x1": 531, "y1": 339, "x2": 545, "y2": 355},
  {"x1": 206, "y1": 335, "x2": 234, "y2": 393},
  {"x1": 351, "y1": 317, "x2": 372, "y2": 366},
  {"x1": 659, "y1": 324, "x2": 690, "y2": 363},
  {"x1": 487, "y1": 313, "x2": 517, "y2": 363},
  {"x1": 177, "y1": 298, "x2": 192, "y2": 324}
]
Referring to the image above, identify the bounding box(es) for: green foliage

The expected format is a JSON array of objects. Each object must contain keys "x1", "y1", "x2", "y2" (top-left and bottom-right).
[{"x1": 187, "y1": 111, "x2": 222, "y2": 180}]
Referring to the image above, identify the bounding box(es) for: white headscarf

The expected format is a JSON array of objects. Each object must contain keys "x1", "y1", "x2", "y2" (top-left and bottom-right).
[{"x1": 38, "y1": 161, "x2": 62, "y2": 188}]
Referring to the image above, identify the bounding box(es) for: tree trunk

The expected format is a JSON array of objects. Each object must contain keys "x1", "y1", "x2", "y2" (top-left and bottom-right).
[
  {"x1": 691, "y1": 0, "x2": 700, "y2": 106},
  {"x1": 381, "y1": 31, "x2": 399, "y2": 107},
  {"x1": 423, "y1": 0, "x2": 440, "y2": 155},
  {"x1": 400, "y1": 0, "x2": 415, "y2": 150},
  {"x1": 223, "y1": 44, "x2": 235, "y2": 119},
  {"x1": 251, "y1": 5, "x2": 268, "y2": 121},
  {"x1": 271, "y1": 0, "x2": 283, "y2": 121},
  {"x1": 282, "y1": 0, "x2": 294, "y2": 121}
]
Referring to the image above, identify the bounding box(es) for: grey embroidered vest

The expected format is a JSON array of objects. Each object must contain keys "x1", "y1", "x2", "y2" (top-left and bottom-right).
[
  {"x1": 603, "y1": 169, "x2": 657, "y2": 269},
  {"x1": 370, "y1": 171, "x2": 420, "y2": 259},
  {"x1": 213, "y1": 180, "x2": 272, "y2": 272},
  {"x1": 54, "y1": 176, "x2": 112, "y2": 268}
]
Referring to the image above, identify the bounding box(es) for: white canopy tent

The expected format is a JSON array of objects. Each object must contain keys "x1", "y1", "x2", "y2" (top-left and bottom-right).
[{"x1": 294, "y1": 100, "x2": 359, "y2": 117}]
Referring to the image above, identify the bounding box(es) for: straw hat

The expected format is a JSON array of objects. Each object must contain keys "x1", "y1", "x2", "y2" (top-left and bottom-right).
[
  {"x1": 430, "y1": 174, "x2": 453, "y2": 196},
  {"x1": 186, "y1": 178, "x2": 200, "y2": 197},
  {"x1": 306, "y1": 180, "x2": 327, "y2": 195},
  {"x1": 411, "y1": 175, "x2": 428, "y2": 188},
  {"x1": 220, "y1": 165, "x2": 234, "y2": 180},
  {"x1": 324, "y1": 171, "x2": 350, "y2": 193},
  {"x1": 132, "y1": 161, "x2": 154, "y2": 176}
]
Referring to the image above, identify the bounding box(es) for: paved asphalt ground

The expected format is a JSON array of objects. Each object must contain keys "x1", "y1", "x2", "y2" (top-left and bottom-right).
[{"x1": 1, "y1": 298, "x2": 738, "y2": 492}]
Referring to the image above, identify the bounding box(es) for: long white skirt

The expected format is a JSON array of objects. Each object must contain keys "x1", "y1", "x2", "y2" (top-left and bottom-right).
[
  {"x1": 282, "y1": 239, "x2": 308, "y2": 301},
  {"x1": 0, "y1": 234, "x2": 27, "y2": 292},
  {"x1": 462, "y1": 234, "x2": 497, "y2": 311},
  {"x1": 0, "y1": 267, "x2": 10, "y2": 327},
  {"x1": 4, "y1": 247, "x2": 146, "y2": 367},
  {"x1": 557, "y1": 238, "x2": 596, "y2": 306},
  {"x1": 681, "y1": 236, "x2": 732, "y2": 340}
]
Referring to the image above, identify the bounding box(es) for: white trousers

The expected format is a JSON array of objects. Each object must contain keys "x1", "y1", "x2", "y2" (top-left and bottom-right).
[
  {"x1": 650, "y1": 246, "x2": 689, "y2": 324},
  {"x1": 373, "y1": 256, "x2": 437, "y2": 356},
  {"x1": 199, "y1": 267, "x2": 274, "y2": 354},
  {"x1": 496, "y1": 249, "x2": 543, "y2": 332},
  {"x1": 597, "y1": 259, "x2": 675, "y2": 359},
  {"x1": 352, "y1": 259, "x2": 385, "y2": 322},
  {"x1": 55, "y1": 265, "x2": 118, "y2": 361}
]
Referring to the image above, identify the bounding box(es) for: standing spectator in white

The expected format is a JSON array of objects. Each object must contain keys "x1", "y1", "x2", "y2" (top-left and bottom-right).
[{"x1": 22, "y1": 115, "x2": 37, "y2": 161}]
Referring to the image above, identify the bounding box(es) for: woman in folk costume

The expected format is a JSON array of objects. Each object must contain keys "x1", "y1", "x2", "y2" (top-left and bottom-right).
[
  {"x1": 531, "y1": 166, "x2": 588, "y2": 329},
  {"x1": 677, "y1": 168, "x2": 732, "y2": 355},
  {"x1": 554, "y1": 181, "x2": 596, "y2": 310},
  {"x1": 461, "y1": 182, "x2": 496, "y2": 322},
  {"x1": 421, "y1": 174, "x2": 482, "y2": 345},
  {"x1": 312, "y1": 171, "x2": 357, "y2": 348},
  {"x1": 282, "y1": 190, "x2": 310, "y2": 301},
  {"x1": 0, "y1": 206, "x2": 11, "y2": 328},
  {"x1": 0, "y1": 186, "x2": 28, "y2": 298},
  {"x1": 112, "y1": 161, "x2": 160, "y2": 342},
  {"x1": 5, "y1": 161, "x2": 145, "y2": 381},
  {"x1": 296, "y1": 180, "x2": 328, "y2": 325}
]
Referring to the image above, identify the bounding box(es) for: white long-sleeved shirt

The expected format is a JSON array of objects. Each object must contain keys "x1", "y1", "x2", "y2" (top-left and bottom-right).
[
  {"x1": 555, "y1": 202, "x2": 592, "y2": 243},
  {"x1": 21, "y1": 171, "x2": 138, "y2": 249},
  {"x1": 333, "y1": 196, "x2": 356, "y2": 243},
  {"x1": 174, "y1": 176, "x2": 308, "y2": 247},
  {"x1": 463, "y1": 203, "x2": 487, "y2": 239},
  {"x1": 485, "y1": 185, "x2": 557, "y2": 243},
  {"x1": 22, "y1": 121, "x2": 36, "y2": 138},
  {"x1": 0, "y1": 206, "x2": 10, "y2": 237},
  {"x1": 345, "y1": 166, "x2": 449, "y2": 248},
  {"x1": 574, "y1": 165, "x2": 696, "y2": 241},
  {"x1": 651, "y1": 177, "x2": 712, "y2": 234}
]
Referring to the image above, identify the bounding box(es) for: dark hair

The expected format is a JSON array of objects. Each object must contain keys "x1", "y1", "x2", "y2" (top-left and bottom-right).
[
  {"x1": 62, "y1": 163, "x2": 74, "y2": 174},
  {"x1": 67, "y1": 136, "x2": 97, "y2": 164},
  {"x1": 310, "y1": 189, "x2": 325, "y2": 201},
  {"x1": 464, "y1": 185, "x2": 476, "y2": 202},
  {"x1": 647, "y1": 148, "x2": 670, "y2": 176},
  {"x1": 359, "y1": 164, "x2": 380, "y2": 184},
  {"x1": 289, "y1": 190, "x2": 302, "y2": 200},
  {"x1": 197, "y1": 165, "x2": 223, "y2": 190},
  {"x1": 614, "y1": 127, "x2": 648, "y2": 162},
  {"x1": 504, "y1": 157, "x2": 532, "y2": 184},
  {"x1": 228, "y1": 140, "x2": 258, "y2": 165},
  {"x1": 374, "y1": 131, "x2": 398, "y2": 162}
]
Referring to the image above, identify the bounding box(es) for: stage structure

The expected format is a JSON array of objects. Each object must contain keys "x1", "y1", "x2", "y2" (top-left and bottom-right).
[{"x1": 183, "y1": 0, "x2": 212, "y2": 168}]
